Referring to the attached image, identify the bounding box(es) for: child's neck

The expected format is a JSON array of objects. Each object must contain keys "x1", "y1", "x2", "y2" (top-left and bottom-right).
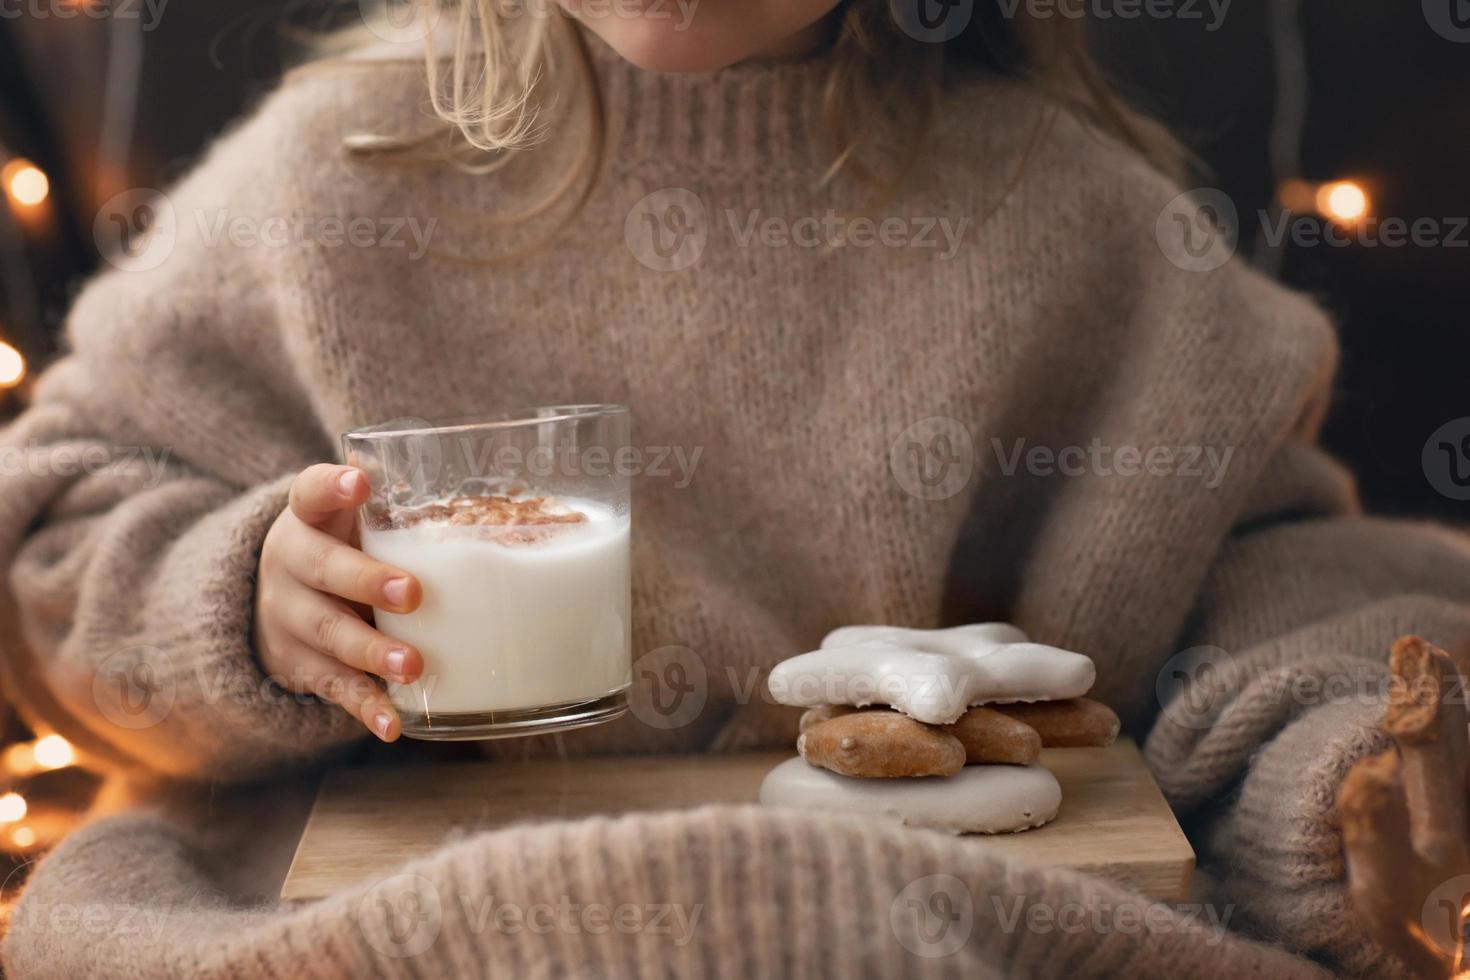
[{"x1": 748, "y1": 13, "x2": 837, "y2": 64}]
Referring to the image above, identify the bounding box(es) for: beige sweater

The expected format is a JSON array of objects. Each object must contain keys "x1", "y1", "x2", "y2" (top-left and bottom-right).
[{"x1": 1, "y1": 33, "x2": 1467, "y2": 978}]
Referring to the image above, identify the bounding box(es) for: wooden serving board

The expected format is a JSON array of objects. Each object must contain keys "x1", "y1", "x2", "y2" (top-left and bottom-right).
[{"x1": 282, "y1": 739, "x2": 1193, "y2": 903}]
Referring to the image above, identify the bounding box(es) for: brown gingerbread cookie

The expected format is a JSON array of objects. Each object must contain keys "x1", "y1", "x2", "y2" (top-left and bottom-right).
[
  {"x1": 942, "y1": 707, "x2": 1042, "y2": 764},
  {"x1": 991, "y1": 697, "x2": 1120, "y2": 748},
  {"x1": 798, "y1": 710, "x2": 965, "y2": 778},
  {"x1": 798, "y1": 704, "x2": 857, "y2": 733}
]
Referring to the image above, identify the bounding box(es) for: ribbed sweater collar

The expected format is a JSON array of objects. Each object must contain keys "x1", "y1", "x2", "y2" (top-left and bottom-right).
[{"x1": 585, "y1": 32, "x2": 829, "y2": 175}]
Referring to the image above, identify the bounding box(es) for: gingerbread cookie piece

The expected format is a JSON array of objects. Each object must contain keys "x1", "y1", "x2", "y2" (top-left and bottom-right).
[
  {"x1": 760, "y1": 757, "x2": 1062, "y2": 834},
  {"x1": 797, "y1": 704, "x2": 857, "y2": 733},
  {"x1": 992, "y1": 698, "x2": 1120, "y2": 748},
  {"x1": 798, "y1": 710, "x2": 966, "y2": 778},
  {"x1": 942, "y1": 707, "x2": 1042, "y2": 765}
]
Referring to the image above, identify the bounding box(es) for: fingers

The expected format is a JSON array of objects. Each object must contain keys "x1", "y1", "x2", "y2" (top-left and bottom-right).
[
  {"x1": 279, "y1": 520, "x2": 421, "y2": 612},
  {"x1": 267, "y1": 639, "x2": 403, "y2": 742},
  {"x1": 289, "y1": 463, "x2": 369, "y2": 529},
  {"x1": 271, "y1": 583, "x2": 423, "y2": 683}
]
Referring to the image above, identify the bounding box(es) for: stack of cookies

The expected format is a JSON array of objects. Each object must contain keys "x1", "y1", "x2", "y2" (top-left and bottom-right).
[{"x1": 760, "y1": 624, "x2": 1119, "y2": 834}]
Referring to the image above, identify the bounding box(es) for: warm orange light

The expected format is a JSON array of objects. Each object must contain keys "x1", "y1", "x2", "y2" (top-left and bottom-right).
[
  {"x1": 2, "y1": 743, "x2": 34, "y2": 775},
  {"x1": 10, "y1": 826, "x2": 35, "y2": 848},
  {"x1": 1316, "y1": 180, "x2": 1369, "y2": 224},
  {"x1": 3, "y1": 160, "x2": 49, "y2": 208},
  {"x1": 0, "y1": 341, "x2": 25, "y2": 389},
  {"x1": 32, "y1": 735, "x2": 75, "y2": 770},
  {"x1": 0, "y1": 793, "x2": 28, "y2": 824},
  {"x1": 1276, "y1": 179, "x2": 1316, "y2": 213}
]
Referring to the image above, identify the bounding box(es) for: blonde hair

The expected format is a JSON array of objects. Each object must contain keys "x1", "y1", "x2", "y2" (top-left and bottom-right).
[{"x1": 332, "y1": 0, "x2": 1185, "y2": 245}]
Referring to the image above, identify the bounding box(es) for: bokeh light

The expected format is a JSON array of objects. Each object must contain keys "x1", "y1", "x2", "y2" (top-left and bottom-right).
[
  {"x1": 2, "y1": 160, "x2": 50, "y2": 208},
  {"x1": 0, "y1": 341, "x2": 26, "y2": 389},
  {"x1": 0, "y1": 792, "x2": 28, "y2": 824},
  {"x1": 32, "y1": 735, "x2": 75, "y2": 770},
  {"x1": 1316, "y1": 180, "x2": 1369, "y2": 224}
]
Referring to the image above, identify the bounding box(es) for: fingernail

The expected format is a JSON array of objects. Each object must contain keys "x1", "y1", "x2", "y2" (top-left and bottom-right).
[
  {"x1": 382, "y1": 577, "x2": 409, "y2": 608},
  {"x1": 337, "y1": 470, "x2": 360, "y2": 496},
  {"x1": 385, "y1": 649, "x2": 407, "y2": 678},
  {"x1": 373, "y1": 712, "x2": 392, "y2": 738}
]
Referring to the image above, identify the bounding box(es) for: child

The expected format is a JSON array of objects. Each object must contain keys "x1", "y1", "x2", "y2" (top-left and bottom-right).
[{"x1": 1, "y1": 1, "x2": 1465, "y2": 976}]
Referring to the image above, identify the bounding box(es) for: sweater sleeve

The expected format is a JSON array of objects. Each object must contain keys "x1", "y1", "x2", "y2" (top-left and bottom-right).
[
  {"x1": 0, "y1": 98, "x2": 365, "y2": 780},
  {"x1": 1143, "y1": 443, "x2": 1470, "y2": 975}
]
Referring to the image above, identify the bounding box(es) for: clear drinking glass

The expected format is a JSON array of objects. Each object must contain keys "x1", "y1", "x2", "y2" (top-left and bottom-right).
[{"x1": 342, "y1": 406, "x2": 632, "y2": 740}]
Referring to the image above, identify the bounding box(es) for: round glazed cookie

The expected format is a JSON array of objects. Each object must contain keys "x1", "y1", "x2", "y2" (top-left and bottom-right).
[{"x1": 759, "y1": 757, "x2": 1062, "y2": 834}]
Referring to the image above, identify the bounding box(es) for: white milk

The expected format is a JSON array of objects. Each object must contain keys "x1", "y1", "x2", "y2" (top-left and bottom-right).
[{"x1": 361, "y1": 498, "x2": 631, "y2": 716}]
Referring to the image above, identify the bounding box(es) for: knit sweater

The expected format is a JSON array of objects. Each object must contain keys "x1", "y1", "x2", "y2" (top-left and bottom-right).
[{"x1": 2, "y1": 31, "x2": 1467, "y2": 978}]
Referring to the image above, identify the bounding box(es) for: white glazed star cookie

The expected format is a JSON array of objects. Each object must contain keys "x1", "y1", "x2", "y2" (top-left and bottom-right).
[{"x1": 767, "y1": 623, "x2": 1096, "y2": 725}]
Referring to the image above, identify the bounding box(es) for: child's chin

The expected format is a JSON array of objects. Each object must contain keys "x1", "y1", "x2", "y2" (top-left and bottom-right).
[{"x1": 582, "y1": 22, "x2": 747, "y2": 75}]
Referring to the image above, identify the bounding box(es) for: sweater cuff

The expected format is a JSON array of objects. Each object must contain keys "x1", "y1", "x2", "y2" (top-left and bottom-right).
[
  {"x1": 89, "y1": 475, "x2": 363, "y2": 780},
  {"x1": 1201, "y1": 697, "x2": 1394, "y2": 973}
]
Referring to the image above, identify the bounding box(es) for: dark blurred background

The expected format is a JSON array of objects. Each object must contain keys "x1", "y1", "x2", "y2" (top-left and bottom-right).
[{"x1": 0, "y1": 0, "x2": 1466, "y2": 520}]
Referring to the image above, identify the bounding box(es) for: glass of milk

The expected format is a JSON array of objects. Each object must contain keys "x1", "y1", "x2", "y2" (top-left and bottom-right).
[{"x1": 342, "y1": 406, "x2": 632, "y2": 740}]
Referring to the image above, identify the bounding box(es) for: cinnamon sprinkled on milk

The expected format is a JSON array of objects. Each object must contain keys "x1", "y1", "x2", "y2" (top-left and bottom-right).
[{"x1": 389, "y1": 494, "x2": 592, "y2": 546}]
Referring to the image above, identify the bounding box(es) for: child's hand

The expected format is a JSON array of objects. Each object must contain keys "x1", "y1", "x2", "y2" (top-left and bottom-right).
[{"x1": 253, "y1": 464, "x2": 424, "y2": 741}]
